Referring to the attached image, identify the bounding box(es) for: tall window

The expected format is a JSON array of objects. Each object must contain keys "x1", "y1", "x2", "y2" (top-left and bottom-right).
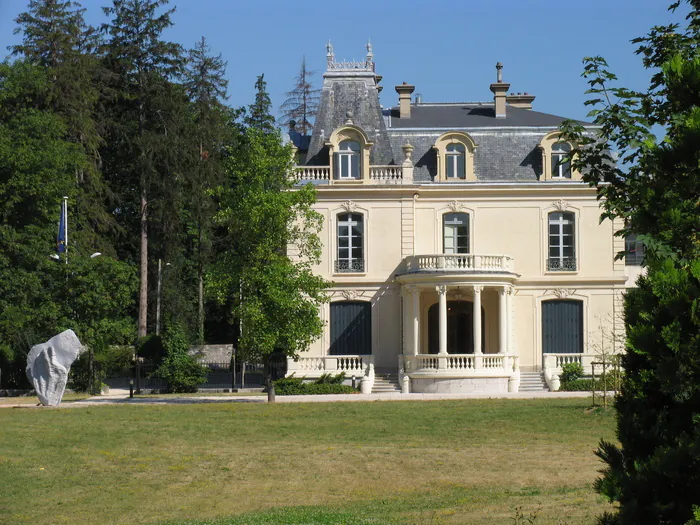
[
  {"x1": 551, "y1": 142, "x2": 572, "y2": 179},
  {"x1": 625, "y1": 233, "x2": 645, "y2": 266},
  {"x1": 443, "y1": 213, "x2": 469, "y2": 254},
  {"x1": 445, "y1": 143, "x2": 466, "y2": 179},
  {"x1": 335, "y1": 140, "x2": 361, "y2": 179},
  {"x1": 330, "y1": 302, "x2": 371, "y2": 355},
  {"x1": 548, "y1": 211, "x2": 576, "y2": 271},
  {"x1": 336, "y1": 213, "x2": 364, "y2": 272}
]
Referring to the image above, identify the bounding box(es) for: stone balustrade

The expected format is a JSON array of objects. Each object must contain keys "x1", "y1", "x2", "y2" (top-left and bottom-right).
[
  {"x1": 369, "y1": 165, "x2": 403, "y2": 183},
  {"x1": 404, "y1": 254, "x2": 515, "y2": 273},
  {"x1": 402, "y1": 353, "x2": 519, "y2": 374},
  {"x1": 293, "y1": 165, "x2": 403, "y2": 184},
  {"x1": 295, "y1": 166, "x2": 331, "y2": 181},
  {"x1": 287, "y1": 354, "x2": 373, "y2": 378}
]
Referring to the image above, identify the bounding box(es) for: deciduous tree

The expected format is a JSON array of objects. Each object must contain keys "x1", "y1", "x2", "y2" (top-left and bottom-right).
[{"x1": 279, "y1": 56, "x2": 319, "y2": 134}]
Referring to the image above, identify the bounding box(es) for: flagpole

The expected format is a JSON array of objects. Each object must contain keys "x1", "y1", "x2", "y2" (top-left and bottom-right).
[{"x1": 63, "y1": 196, "x2": 68, "y2": 265}]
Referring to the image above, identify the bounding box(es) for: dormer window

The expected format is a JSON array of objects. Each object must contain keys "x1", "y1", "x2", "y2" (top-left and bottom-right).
[
  {"x1": 445, "y1": 143, "x2": 466, "y2": 179},
  {"x1": 552, "y1": 142, "x2": 572, "y2": 179},
  {"x1": 335, "y1": 140, "x2": 361, "y2": 179}
]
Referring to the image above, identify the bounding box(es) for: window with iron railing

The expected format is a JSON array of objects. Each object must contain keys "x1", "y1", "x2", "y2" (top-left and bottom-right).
[
  {"x1": 336, "y1": 213, "x2": 364, "y2": 273},
  {"x1": 548, "y1": 211, "x2": 576, "y2": 271}
]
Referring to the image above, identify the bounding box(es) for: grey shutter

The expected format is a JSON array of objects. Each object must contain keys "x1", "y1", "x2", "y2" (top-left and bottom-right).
[
  {"x1": 330, "y1": 302, "x2": 371, "y2": 355},
  {"x1": 542, "y1": 300, "x2": 583, "y2": 354}
]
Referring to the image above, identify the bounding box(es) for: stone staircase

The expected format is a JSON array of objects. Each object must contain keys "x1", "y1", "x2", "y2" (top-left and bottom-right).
[
  {"x1": 372, "y1": 373, "x2": 401, "y2": 393},
  {"x1": 518, "y1": 371, "x2": 549, "y2": 392}
]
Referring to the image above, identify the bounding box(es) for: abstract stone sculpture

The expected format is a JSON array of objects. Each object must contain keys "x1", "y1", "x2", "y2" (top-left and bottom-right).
[{"x1": 26, "y1": 330, "x2": 83, "y2": 406}]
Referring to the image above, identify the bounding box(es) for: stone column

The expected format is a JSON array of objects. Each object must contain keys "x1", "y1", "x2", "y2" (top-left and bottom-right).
[
  {"x1": 473, "y1": 285, "x2": 482, "y2": 355},
  {"x1": 402, "y1": 287, "x2": 412, "y2": 356},
  {"x1": 411, "y1": 287, "x2": 420, "y2": 355},
  {"x1": 437, "y1": 285, "x2": 447, "y2": 355},
  {"x1": 498, "y1": 287, "x2": 508, "y2": 355},
  {"x1": 506, "y1": 286, "x2": 514, "y2": 354}
]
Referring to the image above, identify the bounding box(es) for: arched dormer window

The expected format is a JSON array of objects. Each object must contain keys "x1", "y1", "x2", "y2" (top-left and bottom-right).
[
  {"x1": 326, "y1": 124, "x2": 373, "y2": 183},
  {"x1": 445, "y1": 143, "x2": 466, "y2": 179},
  {"x1": 551, "y1": 142, "x2": 572, "y2": 179},
  {"x1": 336, "y1": 140, "x2": 361, "y2": 179},
  {"x1": 538, "y1": 132, "x2": 578, "y2": 181},
  {"x1": 432, "y1": 132, "x2": 477, "y2": 182}
]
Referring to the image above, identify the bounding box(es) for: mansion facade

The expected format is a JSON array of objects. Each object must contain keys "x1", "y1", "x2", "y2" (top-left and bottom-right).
[{"x1": 286, "y1": 43, "x2": 640, "y2": 394}]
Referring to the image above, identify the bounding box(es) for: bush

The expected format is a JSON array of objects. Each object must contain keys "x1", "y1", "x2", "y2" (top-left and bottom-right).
[
  {"x1": 154, "y1": 323, "x2": 207, "y2": 393},
  {"x1": 560, "y1": 362, "x2": 584, "y2": 383},
  {"x1": 560, "y1": 378, "x2": 596, "y2": 391},
  {"x1": 274, "y1": 373, "x2": 356, "y2": 395}
]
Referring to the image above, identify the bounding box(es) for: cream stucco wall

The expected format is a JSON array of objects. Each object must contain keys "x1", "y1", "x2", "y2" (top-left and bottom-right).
[{"x1": 300, "y1": 182, "x2": 630, "y2": 372}]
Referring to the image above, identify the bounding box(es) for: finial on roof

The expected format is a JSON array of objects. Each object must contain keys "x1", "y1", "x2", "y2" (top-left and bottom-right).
[
  {"x1": 496, "y1": 62, "x2": 503, "y2": 83},
  {"x1": 345, "y1": 111, "x2": 354, "y2": 125},
  {"x1": 366, "y1": 39, "x2": 373, "y2": 59}
]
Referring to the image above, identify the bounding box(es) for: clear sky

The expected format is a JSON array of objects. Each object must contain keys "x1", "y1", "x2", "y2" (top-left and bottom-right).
[{"x1": 0, "y1": 0, "x2": 687, "y2": 123}]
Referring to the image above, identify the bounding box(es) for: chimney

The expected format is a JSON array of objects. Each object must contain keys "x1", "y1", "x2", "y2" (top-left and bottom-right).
[
  {"x1": 506, "y1": 92, "x2": 536, "y2": 110},
  {"x1": 395, "y1": 82, "x2": 415, "y2": 119},
  {"x1": 489, "y1": 62, "x2": 510, "y2": 119}
]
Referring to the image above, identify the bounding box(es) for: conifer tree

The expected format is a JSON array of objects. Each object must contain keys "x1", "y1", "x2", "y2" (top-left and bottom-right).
[
  {"x1": 183, "y1": 36, "x2": 230, "y2": 343},
  {"x1": 245, "y1": 74, "x2": 276, "y2": 133},
  {"x1": 560, "y1": 1, "x2": 700, "y2": 522},
  {"x1": 101, "y1": 0, "x2": 184, "y2": 338},
  {"x1": 279, "y1": 56, "x2": 320, "y2": 134}
]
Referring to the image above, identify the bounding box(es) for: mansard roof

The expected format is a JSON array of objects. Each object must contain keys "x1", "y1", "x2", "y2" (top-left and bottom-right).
[{"x1": 385, "y1": 103, "x2": 591, "y2": 129}]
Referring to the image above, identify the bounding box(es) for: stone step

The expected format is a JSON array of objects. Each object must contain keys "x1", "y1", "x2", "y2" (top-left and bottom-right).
[{"x1": 518, "y1": 372, "x2": 548, "y2": 393}]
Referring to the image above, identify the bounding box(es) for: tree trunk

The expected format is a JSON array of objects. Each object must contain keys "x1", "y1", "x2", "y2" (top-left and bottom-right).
[
  {"x1": 138, "y1": 190, "x2": 148, "y2": 337},
  {"x1": 265, "y1": 355, "x2": 275, "y2": 403},
  {"x1": 197, "y1": 223, "x2": 204, "y2": 344}
]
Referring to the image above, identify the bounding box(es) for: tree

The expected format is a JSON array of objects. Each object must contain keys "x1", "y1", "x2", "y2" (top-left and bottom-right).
[
  {"x1": 245, "y1": 74, "x2": 276, "y2": 133},
  {"x1": 279, "y1": 56, "x2": 320, "y2": 134},
  {"x1": 209, "y1": 128, "x2": 330, "y2": 402},
  {"x1": 12, "y1": 0, "x2": 115, "y2": 256},
  {"x1": 183, "y1": 36, "x2": 230, "y2": 343},
  {"x1": 560, "y1": 2, "x2": 700, "y2": 523},
  {"x1": 101, "y1": 0, "x2": 183, "y2": 338}
]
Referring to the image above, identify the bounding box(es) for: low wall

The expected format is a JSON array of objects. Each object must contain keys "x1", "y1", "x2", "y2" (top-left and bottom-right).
[{"x1": 410, "y1": 377, "x2": 509, "y2": 394}]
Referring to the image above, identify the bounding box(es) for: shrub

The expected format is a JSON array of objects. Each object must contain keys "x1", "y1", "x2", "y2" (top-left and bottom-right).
[
  {"x1": 274, "y1": 373, "x2": 356, "y2": 395},
  {"x1": 560, "y1": 378, "x2": 596, "y2": 391},
  {"x1": 560, "y1": 362, "x2": 584, "y2": 383},
  {"x1": 154, "y1": 323, "x2": 207, "y2": 393}
]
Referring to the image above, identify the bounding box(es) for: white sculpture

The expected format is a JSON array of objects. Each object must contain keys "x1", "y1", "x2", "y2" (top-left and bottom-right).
[{"x1": 26, "y1": 330, "x2": 83, "y2": 406}]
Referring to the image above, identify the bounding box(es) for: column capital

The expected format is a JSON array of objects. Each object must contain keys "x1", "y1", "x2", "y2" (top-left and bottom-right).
[
  {"x1": 507, "y1": 285, "x2": 516, "y2": 295},
  {"x1": 473, "y1": 285, "x2": 483, "y2": 295},
  {"x1": 498, "y1": 286, "x2": 508, "y2": 296},
  {"x1": 435, "y1": 284, "x2": 447, "y2": 295},
  {"x1": 403, "y1": 284, "x2": 419, "y2": 297}
]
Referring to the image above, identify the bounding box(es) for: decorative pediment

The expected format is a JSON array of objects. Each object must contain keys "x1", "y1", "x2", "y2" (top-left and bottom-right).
[
  {"x1": 447, "y1": 200, "x2": 464, "y2": 213},
  {"x1": 552, "y1": 199, "x2": 571, "y2": 211},
  {"x1": 341, "y1": 200, "x2": 358, "y2": 213},
  {"x1": 340, "y1": 289, "x2": 362, "y2": 301},
  {"x1": 551, "y1": 288, "x2": 576, "y2": 299}
]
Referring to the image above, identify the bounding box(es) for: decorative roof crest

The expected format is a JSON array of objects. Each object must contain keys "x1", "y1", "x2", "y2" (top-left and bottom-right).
[{"x1": 326, "y1": 41, "x2": 375, "y2": 72}]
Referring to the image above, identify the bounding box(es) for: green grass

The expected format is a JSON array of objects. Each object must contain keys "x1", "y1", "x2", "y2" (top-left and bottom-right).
[
  {"x1": 0, "y1": 393, "x2": 91, "y2": 405},
  {"x1": 0, "y1": 399, "x2": 616, "y2": 524}
]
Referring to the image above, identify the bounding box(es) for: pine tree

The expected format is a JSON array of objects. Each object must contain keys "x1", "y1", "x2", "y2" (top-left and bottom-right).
[
  {"x1": 101, "y1": 0, "x2": 184, "y2": 338},
  {"x1": 183, "y1": 36, "x2": 230, "y2": 343},
  {"x1": 560, "y1": 2, "x2": 700, "y2": 522},
  {"x1": 279, "y1": 56, "x2": 320, "y2": 134},
  {"x1": 245, "y1": 74, "x2": 276, "y2": 133}
]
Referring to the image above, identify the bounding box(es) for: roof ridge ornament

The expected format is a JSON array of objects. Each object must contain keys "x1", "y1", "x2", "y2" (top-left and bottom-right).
[{"x1": 326, "y1": 41, "x2": 375, "y2": 72}]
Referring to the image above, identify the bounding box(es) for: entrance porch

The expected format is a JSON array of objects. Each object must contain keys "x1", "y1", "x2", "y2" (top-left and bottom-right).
[{"x1": 397, "y1": 254, "x2": 520, "y2": 393}]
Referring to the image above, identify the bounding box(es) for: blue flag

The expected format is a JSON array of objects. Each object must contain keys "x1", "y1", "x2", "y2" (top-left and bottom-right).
[{"x1": 56, "y1": 199, "x2": 67, "y2": 254}]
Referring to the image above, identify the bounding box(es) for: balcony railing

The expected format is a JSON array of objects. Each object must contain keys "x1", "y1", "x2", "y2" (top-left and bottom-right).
[
  {"x1": 293, "y1": 165, "x2": 403, "y2": 184},
  {"x1": 546, "y1": 257, "x2": 577, "y2": 271},
  {"x1": 402, "y1": 354, "x2": 519, "y2": 375},
  {"x1": 404, "y1": 254, "x2": 515, "y2": 274},
  {"x1": 335, "y1": 259, "x2": 365, "y2": 273},
  {"x1": 287, "y1": 355, "x2": 373, "y2": 378}
]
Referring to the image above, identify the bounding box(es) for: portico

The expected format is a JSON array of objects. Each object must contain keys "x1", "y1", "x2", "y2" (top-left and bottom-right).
[{"x1": 396, "y1": 254, "x2": 520, "y2": 393}]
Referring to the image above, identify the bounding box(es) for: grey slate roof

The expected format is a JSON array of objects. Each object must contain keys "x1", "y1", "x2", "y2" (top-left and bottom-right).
[{"x1": 386, "y1": 103, "x2": 590, "y2": 129}]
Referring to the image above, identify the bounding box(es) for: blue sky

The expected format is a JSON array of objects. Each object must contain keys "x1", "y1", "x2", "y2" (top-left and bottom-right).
[{"x1": 0, "y1": 0, "x2": 686, "y2": 123}]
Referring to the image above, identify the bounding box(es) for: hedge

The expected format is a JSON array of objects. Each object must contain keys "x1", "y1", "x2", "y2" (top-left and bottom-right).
[{"x1": 274, "y1": 374, "x2": 357, "y2": 395}]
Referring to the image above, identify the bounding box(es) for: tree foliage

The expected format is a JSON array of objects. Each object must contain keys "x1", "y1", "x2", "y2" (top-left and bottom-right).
[
  {"x1": 279, "y1": 56, "x2": 320, "y2": 134},
  {"x1": 245, "y1": 74, "x2": 276, "y2": 133},
  {"x1": 560, "y1": 2, "x2": 700, "y2": 523}
]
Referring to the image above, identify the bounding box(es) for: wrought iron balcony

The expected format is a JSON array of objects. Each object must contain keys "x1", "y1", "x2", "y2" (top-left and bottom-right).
[
  {"x1": 546, "y1": 257, "x2": 577, "y2": 271},
  {"x1": 335, "y1": 259, "x2": 365, "y2": 273}
]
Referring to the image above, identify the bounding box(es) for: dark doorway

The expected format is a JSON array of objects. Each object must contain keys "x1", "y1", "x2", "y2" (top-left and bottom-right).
[{"x1": 428, "y1": 300, "x2": 485, "y2": 354}]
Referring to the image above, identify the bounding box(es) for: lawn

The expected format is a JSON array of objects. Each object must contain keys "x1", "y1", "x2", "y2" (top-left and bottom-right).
[{"x1": 0, "y1": 399, "x2": 616, "y2": 524}]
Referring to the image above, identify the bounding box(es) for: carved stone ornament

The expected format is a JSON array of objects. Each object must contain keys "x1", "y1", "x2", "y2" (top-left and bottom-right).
[
  {"x1": 340, "y1": 289, "x2": 362, "y2": 301},
  {"x1": 447, "y1": 200, "x2": 464, "y2": 213},
  {"x1": 341, "y1": 200, "x2": 358, "y2": 213},
  {"x1": 552, "y1": 288, "x2": 575, "y2": 299},
  {"x1": 552, "y1": 199, "x2": 571, "y2": 211},
  {"x1": 450, "y1": 288, "x2": 466, "y2": 301}
]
